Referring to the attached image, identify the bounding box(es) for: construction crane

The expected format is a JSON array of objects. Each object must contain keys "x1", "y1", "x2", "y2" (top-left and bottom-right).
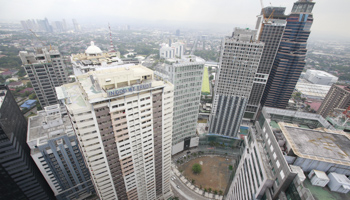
[
  {"x1": 258, "y1": 0, "x2": 275, "y2": 41},
  {"x1": 29, "y1": 29, "x2": 52, "y2": 50}
]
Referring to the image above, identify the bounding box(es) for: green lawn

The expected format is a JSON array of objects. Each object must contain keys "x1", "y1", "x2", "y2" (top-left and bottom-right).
[{"x1": 201, "y1": 67, "x2": 210, "y2": 94}]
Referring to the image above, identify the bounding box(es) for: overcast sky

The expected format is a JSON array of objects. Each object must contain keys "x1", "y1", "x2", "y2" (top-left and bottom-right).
[{"x1": 1, "y1": 0, "x2": 349, "y2": 40}]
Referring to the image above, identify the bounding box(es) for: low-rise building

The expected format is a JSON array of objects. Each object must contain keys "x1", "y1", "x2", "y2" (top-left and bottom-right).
[{"x1": 304, "y1": 69, "x2": 338, "y2": 86}]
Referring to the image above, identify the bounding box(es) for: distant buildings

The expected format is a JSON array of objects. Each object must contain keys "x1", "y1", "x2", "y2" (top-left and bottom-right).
[
  {"x1": 0, "y1": 85, "x2": 55, "y2": 200},
  {"x1": 56, "y1": 65, "x2": 173, "y2": 199},
  {"x1": 305, "y1": 69, "x2": 338, "y2": 86},
  {"x1": 262, "y1": 0, "x2": 315, "y2": 109},
  {"x1": 209, "y1": 28, "x2": 264, "y2": 137},
  {"x1": 71, "y1": 41, "x2": 123, "y2": 76},
  {"x1": 176, "y1": 29, "x2": 180, "y2": 36},
  {"x1": 159, "y1": 42, "x2": 184, "y2": 59},
  {"x1": 317, "y1": 84, "x2": 350, "y2": 118},
  {"x1": 27, "y1": 105, "x2": 95, "y2": 200},
  {"x1": 72, "y1": 19, "x2": 81, "y2": 32},
  {"x1": 155, "y1": 55, "x2": 205, "y2": 154},
  {"x1": 19, "y1": 46, "x2": 68, "y2": 108}
]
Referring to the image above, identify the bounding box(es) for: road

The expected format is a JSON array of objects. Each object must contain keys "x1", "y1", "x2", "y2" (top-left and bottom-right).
[{"x1": 170, "y1": 171, "x2": 209, "y2": 200}]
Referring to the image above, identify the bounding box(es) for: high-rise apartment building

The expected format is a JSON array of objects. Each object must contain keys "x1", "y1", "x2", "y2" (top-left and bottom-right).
[
  {"x1": 209, "y1": 28, "x2": 264, "y2": 137},
  {"x1": 27, "y1": 104, "x2": 96, "y2": 200},
  {"x1": 19, "y1": 47, "x2": 68, "y2": 108},
  {"x1": 155, "y1": 55, "x2": 205, "y2": 154},
  {"x1": 0, "y1": 85, "x2": 55, "y2": 200},
  {"x1": 72, "y1": 19, "x2": 81, "y2": 32},
  {"x1": 245, "y1": 10, "x2": 286, "y2": 119},
  {"x1": 56, "y1": 65, "x2": 174, "y2": 200},
  {"x1": 261, "y1": 0, "x2": 315, "y2": 109},
  {"x1": 317, "y1": 85, "x2": 350, "y2": 118}
]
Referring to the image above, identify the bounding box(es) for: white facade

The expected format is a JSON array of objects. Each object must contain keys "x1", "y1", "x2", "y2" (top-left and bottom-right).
[
  {"x1": 159, "y1": 42, "x2": 184, "y2": 59},
  {"x1": 56, "y1": 65, "x2": 173, "y2": 200},
  {"x1": 305, "y1": 69, "x2": 338, "y2": 86},
  {"x1": 155, "y1": 55, "x2": 205, "y2": 155}
]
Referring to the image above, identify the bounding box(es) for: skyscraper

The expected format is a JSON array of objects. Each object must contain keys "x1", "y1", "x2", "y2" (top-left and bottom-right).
[
  {"x1": 317, "y1": 84, "x2": 350, "y2": 118},
  {"x1": 209, "y1": 28, "x2": 264, "y2": 137},
  {"x1": 19, "y1": 46, "x2": 68, "y2": 108},
  {"x1": 72, "y1": 19, "x2": 81, "y2": 32},
  {"x1": 245, "y1": 8, "x2": 287, "y2": 119},
  {"x1": 0, "y1": 85, "x2": 55, "y2": 200},
  {"x1": 27, "y1": 104, "x2": 96, "y2": 200},
  {"x1": 261, "y1": 0, "x2": 315, "y2": 109},
  {"x1": 155, "y1": 55, "x2": 205, "y2": 154},
  {"x1": 56, "y1": 65, "x2": 173, "y2": 200}
]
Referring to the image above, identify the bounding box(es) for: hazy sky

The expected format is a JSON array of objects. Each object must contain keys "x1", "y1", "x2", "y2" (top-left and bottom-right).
[{"x1": 1, "y1": 0, "x2": 349, "y2": 40}]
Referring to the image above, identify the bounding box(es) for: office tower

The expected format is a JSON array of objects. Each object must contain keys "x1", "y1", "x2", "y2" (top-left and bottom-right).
[
  {"x1": 159, "y1": 42, "x2": 184, "y2": 59},
  {"x1": 54, "y1": 21, "x2": 64, "y2": 32},
  {"x1": 226, "y1": 106, "x2": 350, "y2": 200},
  {"x1": 27, "y1": 104, "x2": 96, "y2": 200},
  {"x1": 19, "y1": 47, "x2": 68, "y2": 108},
  {"x1": 245, "y1": 9, "x2": 286, "y2": 119},
  {"x1": 72, "y1": 19, "x2": 81, "y2": 32},
  {"x1": 317, "y1": 85, "x2": 350, "y2": 118},
  {"x1": 0, "y1": 85, "x2": 55, "y2": 200},
  {"x1": 261, "y1": 0, "x2": 315, "y2": 109},
  {"x1": 56, "y1": 65, "x2": 174, "y2": 200},
  {"x1": 208, "y1": 28, "x2": 264, "y2": 137},
  {"x1": 71, "y1": 41, "x2": 123, "y2": 76},
  {"x1": 155, "y1": 55, "x2": 205, "y2": 154}
]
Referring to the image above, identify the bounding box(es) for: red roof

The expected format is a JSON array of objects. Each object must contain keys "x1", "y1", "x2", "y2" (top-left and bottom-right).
[{"x1": 19, "y1": 88, "x2": 34, "y2": 94}]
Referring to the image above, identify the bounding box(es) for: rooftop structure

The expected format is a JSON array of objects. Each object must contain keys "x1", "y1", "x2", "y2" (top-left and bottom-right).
[
  {"x1": 71, "y1": 41, "x2": 124, "y2": 75},
  {"x1": 56, "y1": 65, "x2": 174, "y2": 200},
  {"x1": 155, "y1": 55, "x2": 205, "y2": 154},
  {"x1": 304, "y1": 69, "x2": 338, "y2": 86},
  {"x1": 27, "y1": 104, "x2": 95, "y2": 199},
  {"x1": 295, "y1": 82, "x2": 331, "y2": 100}
]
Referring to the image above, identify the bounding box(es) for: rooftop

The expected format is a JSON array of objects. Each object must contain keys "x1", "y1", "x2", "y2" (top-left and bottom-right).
[
  {"x1": 279, "y1": 122, "x2": 350, "y2": 166},
  {"x1": 303, "y1": 177, "x2": 350, "y2": 200},
  {"x1": 295, "y1": 82, "x2": 331, "y2": 98},
  {"x1": 27, "y1": 105, "x2": 74, "y2": 153},
  {"x1": 57, "y1": 65, "x2": 170, "y2": 108},
  {"x1": 307, "y1": 69, "x2": 337, "y2": 78}
]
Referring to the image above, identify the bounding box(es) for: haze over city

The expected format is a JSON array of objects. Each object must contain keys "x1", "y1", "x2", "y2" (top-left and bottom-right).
[{"x1": 1, "y1": 0, "x2": 349, "y2": 40}]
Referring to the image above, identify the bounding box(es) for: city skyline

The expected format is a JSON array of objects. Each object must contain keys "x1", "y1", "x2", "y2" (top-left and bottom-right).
[{"x1": 0, "y1": 0, "x2": 349, "y2": 40}]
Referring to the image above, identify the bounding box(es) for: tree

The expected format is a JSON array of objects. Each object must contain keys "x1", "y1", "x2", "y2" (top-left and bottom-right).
[
  {"x1": 209, "y1": 75, "x2": 214, "y2": 81},
  {"x1": 26, "y1": 82, "x2": 32, "y2": 88},
  {"x1": 219, "y1": 190, "x2": 223, "y2": 195},
  {"x1": 208, "y1": 66, "x2": 212, "y2": 72},
  {"x1": 192, "y1": 179, "x2": 195, "y2": 184},
  {"x1": 208, "y1": 188, "x2": 212, "y2": 193},
  {"x1": 192, "y1": 163, "x2": 202, "y2": 174},
  {"x1": 214, "y1": 190, "x2": 218, "y2": 195},
  {"x1": 229, "y1": 165, "x2": 233, "y2": 170},
  {"x1": 29, "y1": 93, "x2": 36, "y2": 99}
]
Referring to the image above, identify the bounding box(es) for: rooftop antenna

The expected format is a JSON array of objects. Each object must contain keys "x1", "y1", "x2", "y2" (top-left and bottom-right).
[{"x1": 108, "y1": 23, "x2": 116, "y2": 53}]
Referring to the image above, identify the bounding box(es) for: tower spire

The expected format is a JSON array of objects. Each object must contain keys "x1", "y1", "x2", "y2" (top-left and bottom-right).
[{"x1": 108, "y1": 23, "x2": 116, "y2": 53}]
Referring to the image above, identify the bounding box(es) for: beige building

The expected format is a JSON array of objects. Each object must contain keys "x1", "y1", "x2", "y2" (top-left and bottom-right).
[
  {"x1": 56, "y1": 65, "x2": 174, "y2": 200},
  {"x1": 317, "y1": 85, "x2": 350, "y2": 118}
]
